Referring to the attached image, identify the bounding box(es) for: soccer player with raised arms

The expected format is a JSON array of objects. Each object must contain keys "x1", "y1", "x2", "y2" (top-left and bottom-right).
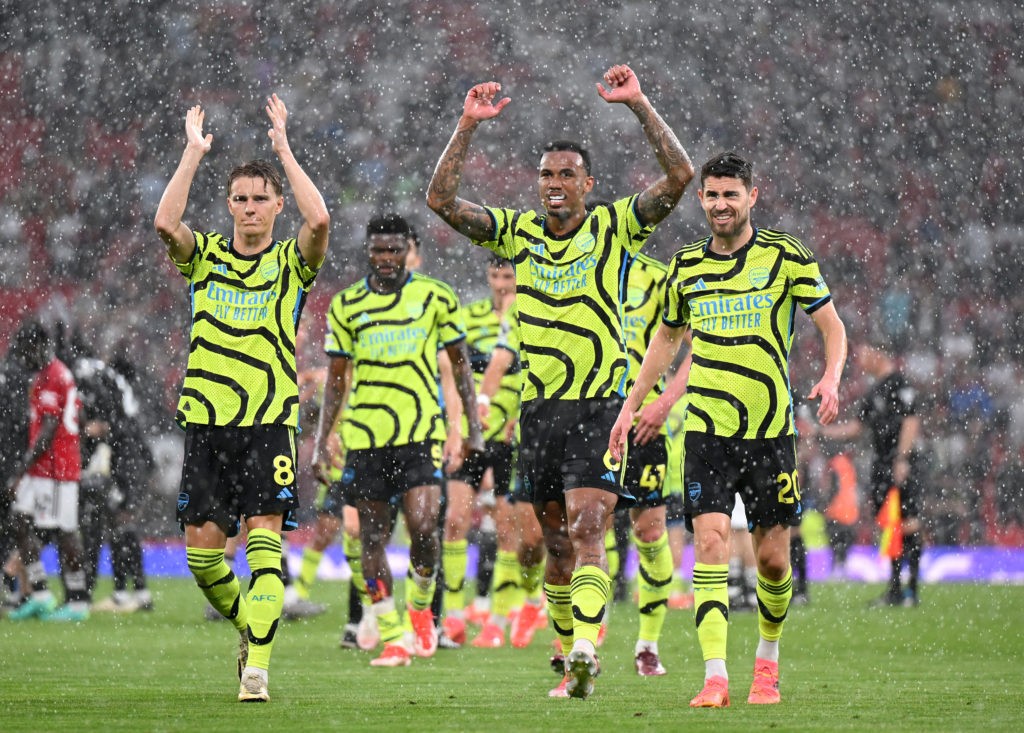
[
  {"x1": 427, "y1": 63, "x2": 694, "y2": 699},
  {"x1": 154, "y1": 95, "x2": 330, "y2": 702},
  {"x1": 609, "y1": 151, "x2": 847, "y2": 707}
]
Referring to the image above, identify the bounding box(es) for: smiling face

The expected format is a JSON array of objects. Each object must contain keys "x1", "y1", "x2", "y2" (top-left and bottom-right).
[
  {"x1": 697, "y1": 175, "x2": 758, "y2": 249},
  {"x1": 537, "y1": 150, "x2": 594, "y2": 224},
  {"x1": 367, "y1": 233, "x2": 410, "y2": 292},
  {"x1": 227, "y1": 176, "x2": 284, "y2": 246}
]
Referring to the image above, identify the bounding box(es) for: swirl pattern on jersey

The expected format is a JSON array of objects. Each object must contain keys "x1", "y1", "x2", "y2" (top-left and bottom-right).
[
  {"x1": 173, "y1": 231, "x2": 319, "y2": 428},
  {"x1": 477, "y1": 196, "x2": 655, "y2": 403},
  {"x1": 325, "y1": 272, "x2": 465, "y2": 451},
  {"x1": 663, "y1": 228, "x2": 832, "y2": 439}
]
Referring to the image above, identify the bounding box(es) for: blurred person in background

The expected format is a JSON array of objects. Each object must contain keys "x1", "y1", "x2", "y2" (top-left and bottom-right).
[
  {"x1": 62, "y1": 327, "x2": 154, "y2": 613},
  {"x1": 7, "y1": 320, "x2": 91, "y2": 622},
  {"x1": 819, "y1": 341, "x2": 922, "y2": 607},
  {"x1": 1, "y1": 320, "x2": 50, "y2": 609}
]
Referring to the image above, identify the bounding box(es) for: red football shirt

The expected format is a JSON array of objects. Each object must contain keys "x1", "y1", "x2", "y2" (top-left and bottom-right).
[{"x1": 27, "y1": 357, "x2": 81, "y2": 481}]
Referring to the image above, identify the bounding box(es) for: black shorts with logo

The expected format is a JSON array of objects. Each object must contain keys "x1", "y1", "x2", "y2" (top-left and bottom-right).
[
  {"x1": 518, "y1": 397, "x2": 634, "y2": 506},
  {"x1": 623, "y1": 428, "x2": 668, "y2": 509},
  {"x1": 682, "y1": 432, "x2": 801, "y2": 532},
  {"x1": 342, "y1": 441, "x2": 443, "y2": 504},
  {"x1": 177, "y1": 424, "x2": 300, "y2": 537},
  {"x1": 450, "y1": 440, "x2": 516, "y2": 496}
]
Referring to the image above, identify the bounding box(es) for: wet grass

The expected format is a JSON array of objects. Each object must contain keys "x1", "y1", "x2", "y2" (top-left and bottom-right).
[{"x1": 1, "y1": 579, "x2": 1021, "y2": 732}]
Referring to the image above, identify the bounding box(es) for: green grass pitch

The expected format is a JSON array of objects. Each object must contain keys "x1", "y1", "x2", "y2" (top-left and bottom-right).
[{"x1": 1, "y1": 579, "x2": 1021, "y2": 732}]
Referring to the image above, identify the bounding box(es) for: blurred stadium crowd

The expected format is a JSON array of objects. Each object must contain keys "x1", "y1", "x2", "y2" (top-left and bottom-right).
[{"x1": 1, "y1": 0, "x2": 1022, "y2": 545}]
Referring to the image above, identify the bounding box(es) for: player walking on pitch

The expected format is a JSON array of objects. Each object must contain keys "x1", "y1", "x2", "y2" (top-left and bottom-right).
[
  {"x1": 610, "y1": 151, "x2": 846, "y2": 707},
  {"x1": 155, "y1": 95, "x2": 330, "y2": 702}
]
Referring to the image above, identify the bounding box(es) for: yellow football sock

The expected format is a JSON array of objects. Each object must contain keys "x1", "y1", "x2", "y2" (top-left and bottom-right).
[
  {"x1": 544, "y1": 582, "x2": 573, "y2": 657},
  {"x1": 693, "y1": 562, "x2": 729, "y2": 661},
  {"x1": 295, "y1": 547, "x2": 323, "y2": 600},
  {"x1": 406, "y1": 566, "x2": 436, "y2": 612},
  {"x1": 186, "y1": 546, "x2": 247, "y2": 633},
  {"x1": 492, "y1": 550, "x2": 522, "y2": 619},
  {"x1": 756, "y1": 566, "x2": 793, "y2": 642},
  {"x1": 635, "y1": 532, "x2": 672, "y2": 643},
  {"x1": 343, "y1": 533, "x2": 369, "y2": 605},
  {"x1": 521, "y1": 559, "x2": 545, "y2": 602},
  {"x1": 569, "y1": 565, "x2": 610, "y2": 649},
  {"x1": 244, "y1": 529, "x2": 285, "y2": 670},
  {"x1": 442, "y1": 539, "x2": 469, "y2": 613}
]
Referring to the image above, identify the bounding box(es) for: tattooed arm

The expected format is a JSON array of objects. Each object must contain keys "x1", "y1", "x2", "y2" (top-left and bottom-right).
[
  {"x1": 596, "y1": 64, "x2": 695, "y2": 226},
  {"x1": 426, "y1": 82, "x2": 511, "y2": 241}
]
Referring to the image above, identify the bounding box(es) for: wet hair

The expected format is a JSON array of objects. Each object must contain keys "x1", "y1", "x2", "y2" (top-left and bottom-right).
[
  {"x1": 487, "y1": 253, "x2": 513, "y2": 268},
  {"x1": 542, "y1": 139, "x2": 591, "y2": 176},
  {"x1": 366, "y1": 212, "x2": 412, "y2": 238},
  {"x1": 227, "y1": 159, "x2": 283, "y2": 196},
  {"x1": 407, "y1": 223, "x2": 422, "y2": 253},
  {"x1": 8, "y1": 318, "x2": 50, "y2": 366},
  {"x1": 700, "y1": 151, "x2": 753, "y2": 188}
]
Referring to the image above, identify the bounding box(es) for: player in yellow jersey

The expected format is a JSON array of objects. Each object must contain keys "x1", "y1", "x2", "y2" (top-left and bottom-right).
[
  {"x1": 311, "y1": 213, "x2": 484, "y2": 668},
  {"x1": 428, "y1": 64, "x2": 694, "y2": 699},
  {"x1": 611, "y1": 151, "x2": 846, "y2": 708},
  {"x1": 155, "y1": 95, "x2": 330, "y2": 702}
]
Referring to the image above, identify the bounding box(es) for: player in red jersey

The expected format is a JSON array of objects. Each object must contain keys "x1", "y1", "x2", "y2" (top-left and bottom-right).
[{"x1": 7, "y1": 320, "x2": 90, "y2": 622}]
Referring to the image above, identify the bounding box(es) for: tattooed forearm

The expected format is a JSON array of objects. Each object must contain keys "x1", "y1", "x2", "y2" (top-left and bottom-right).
[
  {"x1": 427, "y1": 123, "x2": 494, "y2": 240},
  {"x1": 629, "y1": 97, "x2": 694, "y2": 225}
]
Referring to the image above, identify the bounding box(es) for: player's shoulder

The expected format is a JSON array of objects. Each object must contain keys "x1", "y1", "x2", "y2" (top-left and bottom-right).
[
  {"x1": 755, "y1": 228, "x2": 813, "y2": 257},
  {"x1": 669, "y1": 237, "x2": 711, "y2": 265},
  {"x1": 38, "y1": 358, "x2": 73, "y2": 388},
  {"x1": 409, "y1": 271, "x2": 458, "y2": 297},
  {"x1": 465, "y1": 297, "x2": 494, "y2": 315},
  {"x1": 335, "y1": 277, "x2": 369, "y2": 298},
  {"x1": 195, "y1": 230, "x2": 228, "y2": 250},
  {"x1": 633, "y1": 250, "x2": 669, "y2": 273}
]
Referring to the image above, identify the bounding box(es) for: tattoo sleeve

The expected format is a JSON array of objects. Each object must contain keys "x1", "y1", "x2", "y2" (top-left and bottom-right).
[
  {"x1": 630, "y1": 98, "x2": 694, "y2": 226},
  {"x1": 427, "y1": 124, "x2": 496, "y2": 241}
]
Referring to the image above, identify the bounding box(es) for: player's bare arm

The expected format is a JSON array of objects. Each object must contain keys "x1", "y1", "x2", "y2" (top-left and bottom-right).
[
  {"x1": 609, "y1": 322, "x2": 687, "y2": 461},
  {"x1": 312, "y1": 355, "x2": 350, "y2": 483},
  {"x1": 444, "y1": 339, "x2": 485, "y2": 455},
  {"x1": 426, "y1": 82, "x2": 510, "y2": 241},
  {"x1": 266, "y1": 94, "x2": 330, "y2": 268},
  {"x1": 807, "y1": 302, "x2": 847, "y2": 425},
  {"x1": 154, "y1": 105, "x2": 212, "y2": 263},
  {"x1": 597, "y1": 64, "x2": 694, "y2": 226},
  {"x1": 477, "y1": 346, "x2": 514, "y2": 428},
  {"x1": 437, "y1": 349, "x2": 464, "y2": 473},
  {"x1": 633, "y1": 333, "x2": 692, "y2": 446}
]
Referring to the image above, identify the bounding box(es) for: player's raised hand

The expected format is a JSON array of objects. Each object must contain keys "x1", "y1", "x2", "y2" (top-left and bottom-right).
[
  {"x1": 596, "y1": 64, "x2": 643, "y2": 105},
  {"x1": 462, "y1": 82, "x2": 511, "y2": 122},
  {"x1": 265, "y1": 93, "x2": 291, "y2": 153},
  {"x1": 185, "y1": 105, "x2": 212, "y2": 153}
]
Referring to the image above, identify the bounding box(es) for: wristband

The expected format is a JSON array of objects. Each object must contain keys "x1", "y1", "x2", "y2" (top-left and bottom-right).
[{"x1": 477, "y1": 394, "x2": 490, "y2": 408}]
